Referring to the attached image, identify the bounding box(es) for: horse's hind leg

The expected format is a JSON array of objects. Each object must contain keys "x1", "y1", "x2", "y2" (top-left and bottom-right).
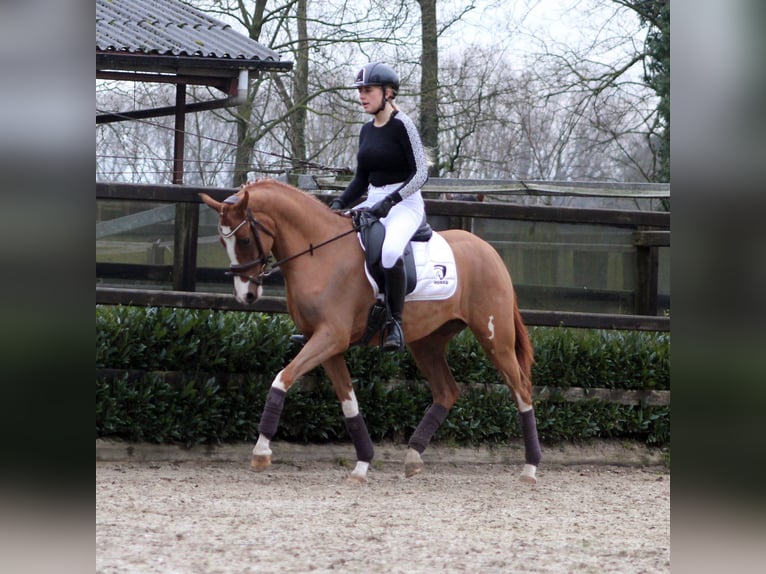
[
  {"x1": 406, "y1": 321, "x2": 465, "y2": 478},
  {"x1": 470, "y1": 308, "x2": 541, "y2": 484},
  {"x1": 511, "y1": 383, "x2": 541, "y2": 484}
]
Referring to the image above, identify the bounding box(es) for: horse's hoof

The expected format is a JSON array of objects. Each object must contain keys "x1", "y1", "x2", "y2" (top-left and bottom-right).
[
  {"x1": 250, "y1": 454, "x2": 272, "y2": 472},
  {"x1": 404, "y1": 448, "x2": 424, "y2": 478},
  {"x1": 347, "y1": 473, "x2": 368, "y2": 485},
  {"x1": 405, "y1": 462, "x2": 425, "y2": 478},
  {"x1": 519, "y1": 464, "x2": 537, "y2": 484}
]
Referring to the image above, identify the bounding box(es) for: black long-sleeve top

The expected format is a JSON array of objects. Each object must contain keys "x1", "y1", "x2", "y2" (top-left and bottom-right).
[{"x1": 338, "y1": 110, "x2": 429, "y2": 207}]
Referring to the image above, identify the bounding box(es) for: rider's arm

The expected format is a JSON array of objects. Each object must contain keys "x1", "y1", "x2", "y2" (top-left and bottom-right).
[
  {"x1": 335, "y1": 128, "x2": 371, "y2": 209},
  {"x1": 389, "y1": 111, "x2": 429, "y2": 202}
]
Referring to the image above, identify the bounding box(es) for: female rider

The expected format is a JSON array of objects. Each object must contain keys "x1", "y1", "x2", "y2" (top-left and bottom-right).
[{"x1": 330, "y1": 62, "x2": 430, "y2": 351}]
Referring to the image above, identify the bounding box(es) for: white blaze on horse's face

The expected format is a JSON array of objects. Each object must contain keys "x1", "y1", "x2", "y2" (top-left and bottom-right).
[{"x1": 220, "y1": 222, "x2": 263, "y2": 304}]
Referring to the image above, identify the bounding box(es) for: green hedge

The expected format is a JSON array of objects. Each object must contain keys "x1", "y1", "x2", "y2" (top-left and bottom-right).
[{"x1": 96, "y1": 306, "x2": 670, "y2": 447}]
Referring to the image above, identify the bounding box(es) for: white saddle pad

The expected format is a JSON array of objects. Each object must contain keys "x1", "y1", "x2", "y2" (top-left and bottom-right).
[{"x1": 362, "y1": 231, "x2": 458, "y2": 301}]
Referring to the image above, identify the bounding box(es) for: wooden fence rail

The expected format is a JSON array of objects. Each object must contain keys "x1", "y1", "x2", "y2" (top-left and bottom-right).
[
  {"x1": 96, "y1": 181, "x2": 670, "y2": 332},
  {"x1": 95, "y1": 286, "x2": 668, "y2": 331}
]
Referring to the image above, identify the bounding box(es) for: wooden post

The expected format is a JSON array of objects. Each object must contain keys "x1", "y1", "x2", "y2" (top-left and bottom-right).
[
  {"x1": 633, "y1": 230, "x2": 669, "y2": 316},
  {"x1": 171, "y1": 83, "x2": 199, "y2": 292}
]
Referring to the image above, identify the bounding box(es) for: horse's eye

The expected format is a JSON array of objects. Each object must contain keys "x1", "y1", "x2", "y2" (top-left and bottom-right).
[{"x1": 237, "y1": 237, "x2": 251, "y2": 247}]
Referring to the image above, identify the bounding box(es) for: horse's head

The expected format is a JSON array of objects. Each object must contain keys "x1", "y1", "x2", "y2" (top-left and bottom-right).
[{"x1": 199, "y1": 190, "x2": 275, "y2": 304}]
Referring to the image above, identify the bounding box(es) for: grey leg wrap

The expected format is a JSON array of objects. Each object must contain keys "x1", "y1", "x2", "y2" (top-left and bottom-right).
[
  {"x1": 408, "y1": 403, "x2": 449, "y2": 454},
  {"x1": 258, "y1": 387, "x2": 286, "y2": 440},
  {"x1": 520, "y1": 409, "x2": 542, "y2": 466},
  {"x1": 345, "y1": 414, "x2": 375, "y2": 463}
]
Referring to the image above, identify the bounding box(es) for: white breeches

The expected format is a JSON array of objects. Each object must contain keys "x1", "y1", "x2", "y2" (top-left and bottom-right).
[{"x1": 358, "y1": 183, "x2": 425, "y2": 269}]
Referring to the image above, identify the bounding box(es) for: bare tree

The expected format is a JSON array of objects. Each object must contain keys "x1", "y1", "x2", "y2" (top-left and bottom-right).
[
  {"x1": 96, "y1": 82, "x2": 179, "y2": 184},
  {"x1": 192, "y1": 0, "x2": 421, "y2": 185},
  {"x1": 417, "y1": 0, "x2": 439, "y2": 175},
  {"x1": 515, "y1": 0, "x2": 667, "y2": 182},
  {"x1": 98, "y1": 0, "x2": 663, "y2": 187}
]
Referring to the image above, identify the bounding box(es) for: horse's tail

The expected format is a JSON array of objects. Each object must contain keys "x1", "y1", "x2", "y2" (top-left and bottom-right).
[{"x1": 513, "y1": 297, "x2": 535, "y2": 390}]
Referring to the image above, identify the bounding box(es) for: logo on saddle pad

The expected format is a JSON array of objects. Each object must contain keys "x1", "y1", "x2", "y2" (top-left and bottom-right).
[{"x1": 433, "y1": 264, "x2": 448, "y2": 284}]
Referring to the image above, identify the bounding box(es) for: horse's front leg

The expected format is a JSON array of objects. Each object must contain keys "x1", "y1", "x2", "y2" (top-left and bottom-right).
[
  {"x1": 322, "y1": 354, "x2": 374, "y2": 484},
  {"x1": 251, "y1": 329, "x2": 348, "y2": 472},
  {"x1": 250, "y1": 368, "x2": 286, "y2": 471}
]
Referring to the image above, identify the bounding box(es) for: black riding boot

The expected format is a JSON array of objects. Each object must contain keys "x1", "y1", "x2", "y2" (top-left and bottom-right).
[{"x1": 382, "y1": 258, "x2": 406, "y2": 352}]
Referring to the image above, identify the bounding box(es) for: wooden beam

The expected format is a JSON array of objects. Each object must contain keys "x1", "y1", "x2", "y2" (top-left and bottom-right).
[
  {"x1": 634, "y1": 230, "x2": 670, "y2": 247},
  {"x1": 96, "y1": 182, "x2": 670, "y2": 228},
  {"x1": 96, "y1": 53, "x2": 293, "y2": 75},
  {"x1": 95, "y1": 287, "x2": 669, "y2": 331}
]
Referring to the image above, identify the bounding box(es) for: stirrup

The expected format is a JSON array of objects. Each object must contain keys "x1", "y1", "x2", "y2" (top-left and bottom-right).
[
  {"x1": 381, "y1": 320, "x2": 405, "y2": 352},
  {"x1": 290, "y1": 334, "x2": 308, "y2": 346}
]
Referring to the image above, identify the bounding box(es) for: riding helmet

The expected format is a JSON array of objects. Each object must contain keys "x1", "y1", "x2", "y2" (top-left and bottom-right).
[{"x1": 353, "y1": 62, "x2": 400, "y2": 94}]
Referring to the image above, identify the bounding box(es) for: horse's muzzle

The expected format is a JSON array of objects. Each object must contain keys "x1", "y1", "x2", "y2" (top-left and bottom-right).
[{"x1": 232, "y1": 279, "x2": 262, "y2": 305}]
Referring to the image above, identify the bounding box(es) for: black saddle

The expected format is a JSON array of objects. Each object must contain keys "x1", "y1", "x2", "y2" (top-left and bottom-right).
[{"x1": 353, "y1": 210, "x2": 433, "y2": 295}]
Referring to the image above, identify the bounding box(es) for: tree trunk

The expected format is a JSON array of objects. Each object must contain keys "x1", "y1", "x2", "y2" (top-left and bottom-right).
[
  {"x1": 233, "y1": 98, "x2": 255, "y2": 187},
  {"x1": 232, "y1": 0, "x2": 268, "y2": 187},
  {"x1": 290, "y1": 0, "x2": 309, "y2": 171},
  {"x1": 418, "y1": 0, "x2": 439, "y2": 176}
]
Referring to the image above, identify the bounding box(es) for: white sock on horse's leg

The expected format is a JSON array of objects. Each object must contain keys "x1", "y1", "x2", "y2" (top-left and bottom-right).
[
  {"x1": 520, "y1": 464, "x2": 537, "y2": 483},
  {"x1": 350, "y1": 461, "x2": 370, "y2": 479},
  {"x1": 341, "y1": 391, "x2": 359, "y2": 418},
  {"x1": 253, "y1": 434, "x2": 271, "y2": 456}
]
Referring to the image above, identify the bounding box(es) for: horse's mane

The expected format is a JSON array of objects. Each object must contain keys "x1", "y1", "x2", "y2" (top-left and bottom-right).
[{"x1": 241, "y1": 178, "x2": 330, "y2": 211}]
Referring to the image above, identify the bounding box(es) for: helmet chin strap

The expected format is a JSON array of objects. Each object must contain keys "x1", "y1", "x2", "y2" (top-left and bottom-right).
[
  {"x1": 369, "y1": 87, "x2": 390, "y2": 115},
  {"x1": 376, "y1": 94, "x2": 388, "y2": 114}
]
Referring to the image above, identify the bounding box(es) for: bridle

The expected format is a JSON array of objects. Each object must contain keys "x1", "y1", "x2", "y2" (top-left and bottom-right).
[
  {"x1": 220, "y1": 208, "x2": 275, "y2": 286},
  {"x1": 220, "y1": 205, "x2": 366, "y2": 286}
]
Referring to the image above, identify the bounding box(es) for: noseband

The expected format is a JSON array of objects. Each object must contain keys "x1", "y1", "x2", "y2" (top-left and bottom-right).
[{"x1": 220, "y1": 208, "x2": 275, "y2": 286}]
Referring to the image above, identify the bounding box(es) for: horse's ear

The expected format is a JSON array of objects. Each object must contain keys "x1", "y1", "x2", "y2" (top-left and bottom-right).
[
  {"x1": 232, "y1": 190, "x2": 250, "y2": 215},
  {"x1": 199, "y1": 193, "x2": 222, "y2": 212}
]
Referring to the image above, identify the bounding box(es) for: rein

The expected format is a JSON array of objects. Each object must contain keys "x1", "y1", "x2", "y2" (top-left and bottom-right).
[{"x1": 224, "y1": 208, "x2": 366, "y2": 285}]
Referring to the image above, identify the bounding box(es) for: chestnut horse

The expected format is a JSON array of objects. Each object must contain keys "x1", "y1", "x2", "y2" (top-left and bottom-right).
[{"x1": 199, "y1": 179, "x2": 541, "y2": 484}]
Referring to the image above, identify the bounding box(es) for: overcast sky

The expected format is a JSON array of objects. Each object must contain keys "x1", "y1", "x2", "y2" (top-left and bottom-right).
[{"x1": 438, "y1": 0, "x2": 645, "y2": 76}]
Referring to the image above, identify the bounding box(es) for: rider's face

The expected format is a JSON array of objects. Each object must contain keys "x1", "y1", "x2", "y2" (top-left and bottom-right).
[{"x1": 357, "y1": 85, "x2": 385, "y2": 113}]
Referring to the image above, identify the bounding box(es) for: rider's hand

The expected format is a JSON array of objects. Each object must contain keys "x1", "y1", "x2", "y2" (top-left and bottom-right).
[{"x1": 329, "y1": 198, "x2": 345, "y2": 211}]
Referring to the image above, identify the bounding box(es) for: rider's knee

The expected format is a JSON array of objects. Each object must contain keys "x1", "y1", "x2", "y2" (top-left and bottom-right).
[{"x1": 380, "y1": 249, "x2": 401, "y2": 269}]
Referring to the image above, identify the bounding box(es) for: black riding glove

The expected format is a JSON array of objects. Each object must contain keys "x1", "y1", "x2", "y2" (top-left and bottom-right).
[
  {"x1": 369, "y1": 192, "x2": 402, "y2": 219},
  {"x1": 329, "y1": 198, "x2": 345, "y2": 211}
]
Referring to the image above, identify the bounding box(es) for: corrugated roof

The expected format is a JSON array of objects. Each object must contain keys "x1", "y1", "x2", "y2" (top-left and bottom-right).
[{"x1": 96, "y1": 0, "x2": 283, "y2": 62}]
